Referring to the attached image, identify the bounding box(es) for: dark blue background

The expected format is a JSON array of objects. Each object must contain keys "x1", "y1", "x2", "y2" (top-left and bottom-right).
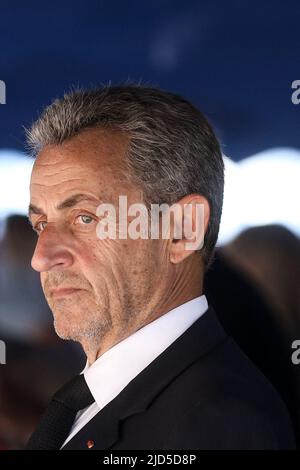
[{"x1": 0, "y1": 0, "x2": 299, "y2": 160}]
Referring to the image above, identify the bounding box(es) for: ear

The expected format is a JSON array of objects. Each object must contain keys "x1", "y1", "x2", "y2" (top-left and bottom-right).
[{"x1": 169, "y1": 194, "x2": 210, "y2": 264}]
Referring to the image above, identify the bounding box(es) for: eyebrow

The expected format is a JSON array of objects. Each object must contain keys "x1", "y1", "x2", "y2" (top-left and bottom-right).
[{"x1": 28, "y1": 193, "x2": 100, "y2": 219}]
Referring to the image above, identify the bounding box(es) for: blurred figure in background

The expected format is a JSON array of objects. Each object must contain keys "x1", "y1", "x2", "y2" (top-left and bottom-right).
[
  {"x1": 222, "y1": 225, "x2": 300, "y2": 338},
  {"x1": 0, "y1": 215, "x2": 84, "y2": 449},
  {"x1": 0, "y1": 214, "x2": 51, "y2": 340},
  {"x1": 205, "y1": 224, "x2": 300, "y2": 446}
]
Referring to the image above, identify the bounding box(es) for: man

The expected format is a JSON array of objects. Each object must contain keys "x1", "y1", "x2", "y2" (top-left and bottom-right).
[{"x1": 25, "y1": 85, "x2": 295, "y2": 449}]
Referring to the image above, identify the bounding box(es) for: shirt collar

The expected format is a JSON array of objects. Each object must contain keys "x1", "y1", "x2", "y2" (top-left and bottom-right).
[{"x1": 83, "y1": 295, "x2": 208, "y2": 410}]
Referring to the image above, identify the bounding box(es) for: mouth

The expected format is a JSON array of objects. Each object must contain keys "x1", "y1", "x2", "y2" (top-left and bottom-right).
[{"x1": 50, "y1": 287, "x2": 83, "y2": 298}]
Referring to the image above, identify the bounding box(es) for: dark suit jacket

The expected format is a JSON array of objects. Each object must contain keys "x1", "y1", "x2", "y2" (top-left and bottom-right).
[{"x1": 63, "y1": 307, "x2": 295, "y2": 450}]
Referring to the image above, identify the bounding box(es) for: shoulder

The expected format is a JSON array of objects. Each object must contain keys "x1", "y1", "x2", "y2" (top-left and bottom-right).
[
  {"x1": 164, "y1": 391, "x2": 294, "y2": 449},
  {"x1": 162, "y1": 337, "x2": 295, "y2": 449}
]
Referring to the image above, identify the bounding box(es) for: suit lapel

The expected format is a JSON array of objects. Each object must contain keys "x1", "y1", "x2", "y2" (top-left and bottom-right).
[{"x1": 62, "y1": 307, "x2": 227, "y2": 449}]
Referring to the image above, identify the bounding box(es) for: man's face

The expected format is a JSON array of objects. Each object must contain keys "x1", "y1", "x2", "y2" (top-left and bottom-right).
[{"x1": 29, "y1": 128, "x2": 170, "y2": 356}]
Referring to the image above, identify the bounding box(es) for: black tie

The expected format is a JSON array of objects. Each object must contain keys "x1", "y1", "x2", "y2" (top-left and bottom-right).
[{"x1": 26, "y1": 374, "x2": 95, "y2": 450}]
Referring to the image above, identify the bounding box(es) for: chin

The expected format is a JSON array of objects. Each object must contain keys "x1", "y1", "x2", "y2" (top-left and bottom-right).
[
  {"x1": 53, "y1": 317, "x2": 81, "y2": 341},
  {"x1": 50, "y1": 305, "x2": 83, "y2": 340},
  {"x1": 52, "y1": 308, "x2": 112, "y2": 345}
]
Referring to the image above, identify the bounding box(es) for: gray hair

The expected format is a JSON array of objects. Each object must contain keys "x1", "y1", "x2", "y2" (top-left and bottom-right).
[{"x1": 26, "y1": 84, "x2": 224, "y2": 270}]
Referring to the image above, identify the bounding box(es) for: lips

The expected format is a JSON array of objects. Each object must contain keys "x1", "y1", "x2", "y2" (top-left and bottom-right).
[{"x1": 50, "y1": 287, "x2": 83, "y2": 298}]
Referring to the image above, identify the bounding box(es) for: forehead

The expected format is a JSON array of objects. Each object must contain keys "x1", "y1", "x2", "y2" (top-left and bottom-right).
[
  {"x1": 32, "y1": 127, "x2": 129, "y2": 175},
  {"x1": 30, "y1": 128, "x2": 130, "y2": 196}
]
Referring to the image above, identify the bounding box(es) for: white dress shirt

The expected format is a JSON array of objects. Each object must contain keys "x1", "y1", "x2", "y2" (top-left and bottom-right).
[{"x1": 62, "y1": 295, "x2": 208, "y2": 447}]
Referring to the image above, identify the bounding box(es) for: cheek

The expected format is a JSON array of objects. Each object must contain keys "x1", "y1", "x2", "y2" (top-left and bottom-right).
[
  {"x1": 124, "y1": 240, "x2": 164, "y2": 277},
  {"x1": 78, "y1": 238, "x2": 165, "y2": 293},
  {"x1": 78, "y1": 239, "x2": 121, "y2": 282}
]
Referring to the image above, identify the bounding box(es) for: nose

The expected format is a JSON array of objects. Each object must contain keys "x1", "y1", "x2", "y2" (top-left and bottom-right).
[{"x1": 31, "y1": 225, "x2": 74, "y2": 273}]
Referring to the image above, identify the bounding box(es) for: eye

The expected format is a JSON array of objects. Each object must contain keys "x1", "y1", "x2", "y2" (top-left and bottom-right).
[
  {"x1": 75, "y1": 214, "x2": 95, "y2": 225},
  {"x1": 34, "y1": 221, "x2": 47, "y2": 233}
]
